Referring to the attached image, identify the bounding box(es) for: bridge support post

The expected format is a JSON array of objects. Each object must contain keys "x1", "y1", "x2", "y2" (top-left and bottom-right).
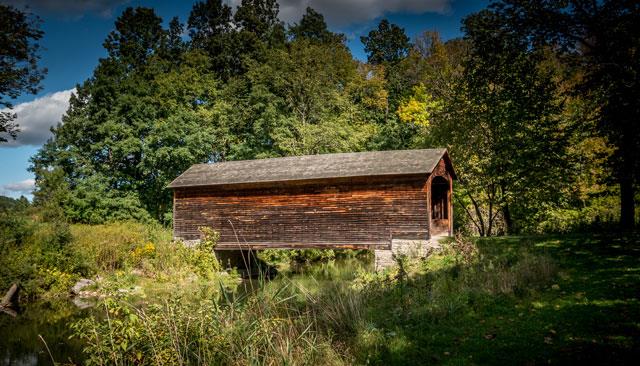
[{"x1": 374, "y1": 238, "x2": 441, "y2": 271}]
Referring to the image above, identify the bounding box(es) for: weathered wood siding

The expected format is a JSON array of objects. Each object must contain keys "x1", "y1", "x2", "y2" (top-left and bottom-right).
[{"x1": 173, "y1": 175, "x2": 431, "y2": 250}]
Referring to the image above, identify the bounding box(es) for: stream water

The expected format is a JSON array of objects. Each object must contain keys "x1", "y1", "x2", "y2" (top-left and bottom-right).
[
  {"x1": 0, "y1": 300, "x2": 93, "y2": 365},
  {"x1": 0, "y1": 258, "x2": 371, "y2": 366}
]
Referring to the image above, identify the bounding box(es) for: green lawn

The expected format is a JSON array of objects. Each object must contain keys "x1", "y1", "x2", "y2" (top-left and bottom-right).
[{"x1": 358, "y1": 234, "x2": 640, "y2": 365}]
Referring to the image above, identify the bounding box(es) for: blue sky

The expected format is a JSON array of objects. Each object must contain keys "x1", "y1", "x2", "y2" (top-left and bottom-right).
[{"x1": 0, "y1": 0, "x2": 487, "y2": 198}]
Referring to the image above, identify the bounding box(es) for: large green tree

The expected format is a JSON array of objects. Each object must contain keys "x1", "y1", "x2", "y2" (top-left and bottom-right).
[
  {"x1": 31, "y1": 8, "x2": 226, "y2": 223},
  {"x1": 187, "y1": 0, "x2": 234, "y2": 78},
  {"x1": 361, "y1": 19, "x2": 411, "y2": 65},
  {"x1": 289, "y1": 7, "x2": 345, "y2": 44},
  {"x1": 0, "y1": 4, "x2": 46, "y2": 143},
  {"x1": 480, "y1": 0, "x2": 639, "y2": 229},
  {"x1": 224, "y1": 38, "x2": 379, "y2": 158}
]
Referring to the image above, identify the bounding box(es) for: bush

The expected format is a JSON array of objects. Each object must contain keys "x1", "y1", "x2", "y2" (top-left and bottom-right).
[
  {"x1": 70, "y1": 222, "x2": 153, "y2": 272},
  {"x1": 0, "y1": 216, "x2": 81, "y2": 299}
]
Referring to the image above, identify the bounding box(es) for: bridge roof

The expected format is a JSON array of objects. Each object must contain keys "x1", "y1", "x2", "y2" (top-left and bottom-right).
[{"x1": 168, "y1": 148, "x2": 454, "y2": 189}]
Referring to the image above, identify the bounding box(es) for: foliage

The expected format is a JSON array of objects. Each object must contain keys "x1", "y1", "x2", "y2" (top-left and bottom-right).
[
  {"x1": 0, "y1": 4, "x2": 46, "y2": 143},
  {"x1": 0, "y1": 194, "x2": 29, "y2": 212},
  {"x1": 187, "y1": 0, "x2": 234, "y2": 78},
  {"x1": 478, "y1": 0, "x2": 640, "y2": 229},
  {"x1": 258, "y1": 248, "x2": 370, "y2": 269},
  {"x1": 0, "y1": 211, "x2": 237, "y2": 302},
  {"x1": 70, "y1": 221, "x2": 158, "y2": 272},
  {"x1": 190, "y1": 226, "x2": 221, "y2": 277},
  {"x1": 0, "y1": 212, "x2": 81, "y2": 299},
  {"x1": 396, "y1": 83, "x2": 442, "y2": 127},
  {"x1": 361, "y1": 19, "x2": 411, "y2": 65}
]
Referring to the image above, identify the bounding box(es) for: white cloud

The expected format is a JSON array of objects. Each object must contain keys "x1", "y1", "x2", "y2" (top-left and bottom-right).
[
  {"x1": 0, "y1": 89, "x2": 74, "y2": 147},
  {"x1": 2, "y1": 0, "x2": 130, "y2": 18},
  {"x1": 0, "y1": 179, "x2": 35, "y2": 197},
  {"x1": 227, "y1": 0, "x2": 451, "y2": 26}
]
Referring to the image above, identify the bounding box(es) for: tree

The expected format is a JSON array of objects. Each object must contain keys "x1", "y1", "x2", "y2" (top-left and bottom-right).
[
  {"x1": 0, "y1": 4, "x2": 46, "y2": 143},
  {"x1": 188, "y1": 0, "x2": 232, "y2": 46},
  {"x1": 396, "y1": 84, "x2": 442, "y2": 128},
  {"x1": 163, "y1": 17, "x2": 187, "y2": 61},
  {"x1": 103, "y1": 7, "x2": 166, "y2": 69},
  {"x1": 233, "y1": 0, "x2": 285, "y2": 50},
  {"x1": 361, "y1": 19, "x2": 411, "y2": 65},
  {"x1": 446, "y1": 8, "x2": 570, "y2": 235},
  {"x1": 234, "y1": 0, "x2": 281, "y2": 40},
  {"x1": 187, "y1": 0, "x2": 234, "y2": 78},
  {"x1": 482, "y1": 0, "x2": 639, "y2": 229},
  {"x1": 226, "y1": 39, "x2": 377, "y2": 158},
  {"x1": 289, "y1": 7, "x2": 345, "y2": 44},
  {"x1": 31, "y1": 8, "x2": 229, "y2": 223}
]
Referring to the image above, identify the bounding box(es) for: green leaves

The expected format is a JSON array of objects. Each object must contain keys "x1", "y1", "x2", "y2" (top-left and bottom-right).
[
  {"x1": 361, "y1": 19, "x2": 411, "y2": 65},
  {"x1": 397, "y1": 84, "x2": 443, "y2": 128}
]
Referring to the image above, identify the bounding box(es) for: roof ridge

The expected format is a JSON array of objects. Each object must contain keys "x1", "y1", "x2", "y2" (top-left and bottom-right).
[
  {"x1": 193, "y1": 148, "x2": 445, "y2": 167},
  {"x1": 169, "y1": 148, "x2": 451, "y2": 189}
]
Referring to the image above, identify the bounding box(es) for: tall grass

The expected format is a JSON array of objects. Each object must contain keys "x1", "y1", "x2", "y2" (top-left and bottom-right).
[
  {"x1": 72, "y1": 281, "x2": 347, "y2": 365},
  {"x1": 71, "y1": 235, "x2": 559, "y2": 365},
  {"x1": 70, "y1": 222, "x2": 173, "y2": 272}
]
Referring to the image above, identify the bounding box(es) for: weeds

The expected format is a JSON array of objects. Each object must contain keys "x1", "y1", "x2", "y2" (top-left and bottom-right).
[
  {"x1": 72, "y1": 282, "x2": 346, "y2": 365},
  {"x1": 71, "y1": 234, "x2": 563, "y2": 365}
]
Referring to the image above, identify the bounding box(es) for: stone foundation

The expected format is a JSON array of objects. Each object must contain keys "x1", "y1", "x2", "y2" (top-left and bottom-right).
[{"x1": 374, "y1": 238, "x2": 443, "y2": 271}]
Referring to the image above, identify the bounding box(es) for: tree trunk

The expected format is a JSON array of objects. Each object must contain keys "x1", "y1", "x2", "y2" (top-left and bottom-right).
[
  {"x1": 467, "y1": 192, "x2": 486, "y2": 236},
  {"x1": 1, "y1": 283, "x2": 18, "y2": 308},
  {"x1": 620, "y1": 171, "x2": 635, "y2": 231},
  {"x1": 619, "y1": 132, "x2": 636, "y2": 231},
  {"x1": 503, "y1": 204, "x2": 513, "y2": 235}
]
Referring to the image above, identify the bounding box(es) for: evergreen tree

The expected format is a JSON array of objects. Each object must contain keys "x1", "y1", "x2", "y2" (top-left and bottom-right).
[
  {"x1": 289, "y1": 7, "x2": 345, "y2": 44},
  {"x1": 187, "y1": 0, "x2": 234, "y2": 78},
  {"x1": 361, "y1": 19, "x2": 411, "y2": 65}
]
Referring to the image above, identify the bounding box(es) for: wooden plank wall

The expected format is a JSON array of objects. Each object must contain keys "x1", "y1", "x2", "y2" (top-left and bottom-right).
[{"x1": 173, "y1": 175, "x2": 431, "y2": 250}]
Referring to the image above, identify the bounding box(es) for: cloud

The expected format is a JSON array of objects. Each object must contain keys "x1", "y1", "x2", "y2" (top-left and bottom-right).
[
  {"x1": 0, "y1": 89, "x2": 74, "y2": 147},
  {"x1": 0, "y1": 179, "x2": 35, "y2": 197},
  {"x1": 1, "y1": 0, "x2": 130, "y2": 18},
  {"x1": 227, "y1": 0, "x2": 450, "y2": 26}
]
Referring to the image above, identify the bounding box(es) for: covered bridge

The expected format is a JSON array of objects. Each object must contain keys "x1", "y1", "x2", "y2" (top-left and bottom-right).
[{"x1": 169, "y1": 149, "x2": 456, "y2": 267}]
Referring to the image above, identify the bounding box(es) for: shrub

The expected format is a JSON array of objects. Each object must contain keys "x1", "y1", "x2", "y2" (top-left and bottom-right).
[
  {"x1": 189, "y1": 227, "x2": 221, "y2": 277},
  {"x1": 70, "y1": 222, "x2": 161, "y2": 272},
  {"x1": 0, "y1": 211, "x2": 34, "y2": 247},
  {"x1": 129, "y1": 242, "x2": 156, "y2": 267}
]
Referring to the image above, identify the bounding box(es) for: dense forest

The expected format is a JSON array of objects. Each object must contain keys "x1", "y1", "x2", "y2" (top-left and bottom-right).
[{"x1": 4, "y1": 0, "x2": 640, "y2": 234}]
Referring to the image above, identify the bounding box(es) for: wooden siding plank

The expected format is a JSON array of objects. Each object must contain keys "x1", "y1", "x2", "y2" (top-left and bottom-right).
[{"x1": 173, "y1": 175, "x2": 431, "y2": 248}]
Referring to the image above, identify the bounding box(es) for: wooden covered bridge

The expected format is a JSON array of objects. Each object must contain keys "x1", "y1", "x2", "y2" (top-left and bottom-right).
[{"x1": 169, "y1": 149, "x2": 456, "y2": 267}]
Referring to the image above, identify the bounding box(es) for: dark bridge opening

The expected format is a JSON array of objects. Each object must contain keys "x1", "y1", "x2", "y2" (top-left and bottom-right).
[{"x1": 431, "y1": 176, "x2": 450, "y2": 235}]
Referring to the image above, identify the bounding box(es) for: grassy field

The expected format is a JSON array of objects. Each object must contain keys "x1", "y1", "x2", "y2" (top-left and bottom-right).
[{"x1": 356, "y1": 234, "x2": 640, "y2": 365}]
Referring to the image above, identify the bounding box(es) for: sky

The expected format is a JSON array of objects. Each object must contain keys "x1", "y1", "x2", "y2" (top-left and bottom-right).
[{"x1": 0, "y1": 0, "x2": 488, "y2": 199}]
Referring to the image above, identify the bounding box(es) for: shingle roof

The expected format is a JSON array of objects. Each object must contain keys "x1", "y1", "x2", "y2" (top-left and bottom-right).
[{"x1": 168, "y1": 149, "x2": 452, "y2": 189}]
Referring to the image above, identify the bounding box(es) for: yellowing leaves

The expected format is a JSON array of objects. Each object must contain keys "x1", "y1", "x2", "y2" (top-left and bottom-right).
[{"x1": 396, "y1": 84, "x2": 442, "y2": 127}]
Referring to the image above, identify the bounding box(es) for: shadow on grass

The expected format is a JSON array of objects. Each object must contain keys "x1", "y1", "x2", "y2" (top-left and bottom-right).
[{"x1": 354, "y1": 234, "x2": 640, "y2": 365}]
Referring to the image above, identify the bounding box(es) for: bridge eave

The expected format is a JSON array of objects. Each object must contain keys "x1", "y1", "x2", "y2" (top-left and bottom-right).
[{"x1": 213, "y1": 242, "x2": 390, "y2": 251}]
